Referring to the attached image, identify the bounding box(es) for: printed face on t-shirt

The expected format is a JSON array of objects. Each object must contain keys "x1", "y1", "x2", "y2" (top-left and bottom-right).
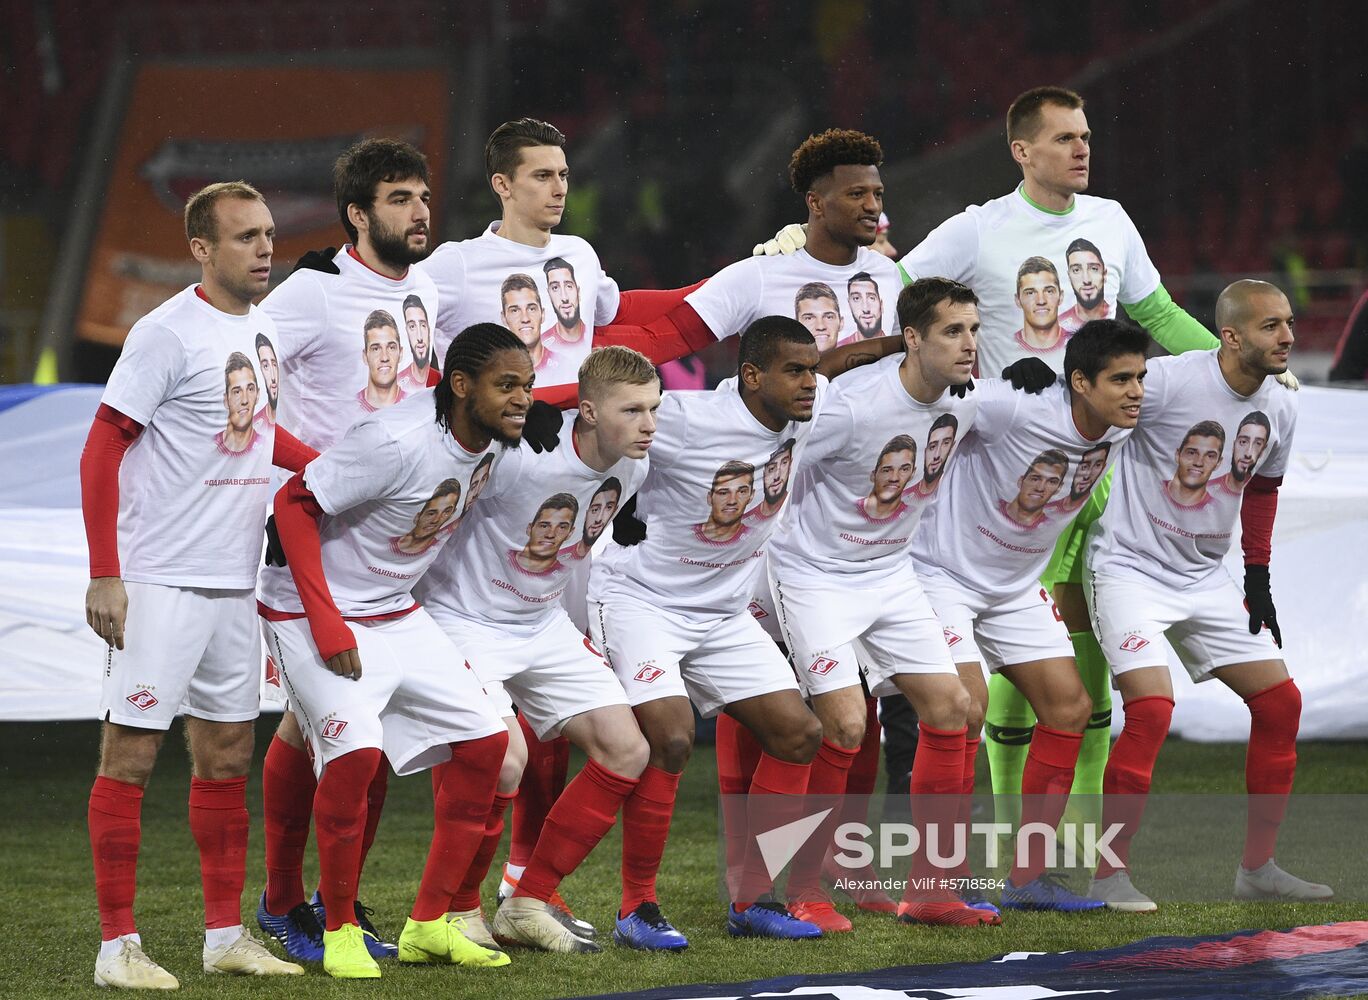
[
  {"x1": 847, "y1": 279, "x2": 883, "y2": 340},
  {"x1": 923, "y1": 424, "x2": 957, "y2": 485},
  {"x1": 868, "y1": 439, "x2": 915, "y2": 517},
  {"x1": 1071, "y1": 444, "x2": 1111, "y2": 500},
  {"x1": 463, "y1": 456, "x2": 495, "y2": 515},
  {"x1": 582, "y1": 486, "x2": 620, "y2": 547},
  {"x1": 1016, "y1": 266, "x2": 1062, "y2": 334},
  {"x1": 222, "y1": 354, "x2": 259, "y2": 447},
  {"x1": 404, "y1": 302, "x2": 431, "y2": 370},
  {"x1": 364, "y1": 320, "x2": 402, "y2": 392},
  {"x1": 763, "y1": 446, "x2": 794, "y2": 506},
  {"x1": 702, "y1": 466, "x2": 754, "y2": 540},
  {"x1": 546, "y1": 266, "x2": 581, "y2": 330},
  {"x1": 395, "y1": 485, "x2": 461, "y2": 554},
  {"x1": 1011, "y1": 459, "x2": 1067, "y2": 520},
  {"x1": 795, "y1": 290, "x2": 843, "y2": 352},
  {"x1": 501, "y1": 280, "x2": 544, "y2": 349},
  {"x1": 1229, "y1": 416, "x2": 1270, "y2": 485},
  {"x1": 1067, "y1": 249, "x2": 1107, "y2": 311},
  {"x1": 256, "y1": 340, "x2": 279, "y2": 412},
  {"x1": 520, "y1": 499, "x2": 577, "y2": 571},
  {"x1": 1170, "y1": 429, "x2": 1224, "y2": 502}
]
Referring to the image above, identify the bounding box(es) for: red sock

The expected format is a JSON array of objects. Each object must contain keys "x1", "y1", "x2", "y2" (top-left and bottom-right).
[
  {"x1": 846, "y1": 697, "x2": 882, "y2": 798},
  {"x1": 906, "y1": 724, "x2": 966, "y2": 890},
  {"x1": 261, "y1": 735, "x2": 315, "y2": 914},
  {"x1": 952, "y1": 736, "x2": 981, "y2": 877},
  {"x1": 1243, "y1": 679, "x2": 1301, "y2": 869},
  {"x1": 357, "y1": 757, "x2": 389, "y2": 881},
  {"x1": 89, "y1": 776, "x2": 143, "y2": 940},
  {"x1": 786, "y1": 739, "x2": 858, "y2": 900},
  {"x1": 1096, "y1": 696, "x2": 1173, "y2": 878},
  {"x1": 1010, "y1": 725, "x2": 1083, "y2": 886},
  {"x1": 620, "y1": 765, "x2": 680, "y2": 915},
  {"x1": 735, "y1": 753, "x2": 811, "y2": 908},
  {"x1": 189, "y1": 776, "x2": 249, "y2": 929},
  {"x1": 412, "y1": 733, "x2": 508, "y2": 922},
  {"x1": 450, "y1": 791, "x2": 515, "y2": 911},
  {"x1": 715, "y1": 714, "x2": 762, "y2": 897},
  {"x1": 513, "y1": 759, "x2": 638, "y2": 903},
  {"x1": 314, "y1": 748, "x2": 382, "y2": 931},
  {"x1": 509, "y1": 714, "x2": 570, "y2": 869}
]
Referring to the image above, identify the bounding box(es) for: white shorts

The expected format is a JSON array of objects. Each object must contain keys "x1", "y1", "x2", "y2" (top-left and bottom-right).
[
  {"x1": 746, "y1": 587, "x2": 785, "y2": 645},
  {"x1": 769, "y1": 560, "x2": 957, "y2": 700},
  {"x1": 102, "y1": 582, "x2": 260, "y2": 730},
  {"x1": 1085, "y1": 570, "x2": 1281, "y2": 683},
  {"x1": 587, "y1": 595, "x2": 799, "y2": 718},
  {"x1": 261, "y1": 610, "x2": 505, "y2": 777},
  {"x1": 429, "y1": 609, "x2": 629, "y2": 740},
  {"x1": 921, "y1": 572, "x2": 1075, "y2": 673}
]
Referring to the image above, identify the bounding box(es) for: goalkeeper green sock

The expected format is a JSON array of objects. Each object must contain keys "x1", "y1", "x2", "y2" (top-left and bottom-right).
[{"x1": 985, "y1": 671, "x2": 1037, "y2": 830}]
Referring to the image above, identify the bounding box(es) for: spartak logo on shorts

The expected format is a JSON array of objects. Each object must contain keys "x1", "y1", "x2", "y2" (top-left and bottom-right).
[
  {"x1": 943, "y1": 628, "x2": 963, "y2": 647},
  {"x1": 809, "y1": 656, "x2": 838, "y2": 675},
  {"x1": 320, "y1": 719, "x2": 348, "y2": 740},
  {"x1": 126, "y1": 689, "x2": 158, "y2": 712},
  {"x1": 746, "y1": 600, "x2": 769, "y2": 620},
  {"x1": 264, "y1": 656, "x2": 281, "y2": 688},
  {"x1": 634, "y1": 663, "x2": 664, "y2": 683},
  {"x1": 1120, "y1": 634, "x2": 1150, "y2": 652}
]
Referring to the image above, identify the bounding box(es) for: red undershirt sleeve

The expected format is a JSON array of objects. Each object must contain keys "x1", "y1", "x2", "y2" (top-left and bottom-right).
[
  {"x1": 426, "y1": 366, "x2": 442, "y2": 388},
  {"x1": 532, "y1": 383, "x2": 581, "y2": 410},
  {"x1": 274, "y1": 472, "x2": 355, "y2": 660},
  {"x1": 80, "y1": 404, "x2": 144, "y2": 578},
  {"x1": 271, "y1": 426, "x2": 319, "y2": 473},
  {"x1": 1241, "y1": 473, "x2": 1281, "y2": 566},
  {"x1": 593, "y1": 301, "x2": 716, "y2": 365},
  {"x1": 610, "y1": 279, "x2": 707, "y2": 325}
]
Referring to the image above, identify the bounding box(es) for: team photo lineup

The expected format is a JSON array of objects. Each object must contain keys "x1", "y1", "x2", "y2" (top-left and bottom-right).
[{"x1": 80, "y1": 84, "x2": 1333, "y2": 991}]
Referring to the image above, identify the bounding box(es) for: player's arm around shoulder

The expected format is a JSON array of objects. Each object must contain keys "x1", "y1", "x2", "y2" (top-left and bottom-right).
[{"x1": 818, "y1": 335, "x2": 902, "y2": 380}]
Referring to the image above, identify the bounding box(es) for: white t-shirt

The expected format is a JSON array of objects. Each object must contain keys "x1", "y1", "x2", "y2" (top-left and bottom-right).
[
  {"x1": 1087, "y1": 350, "x2": 1297, "y2": 590},
  {"x1": 912, "y1": 380, "x2": 1131, "y2": 601},
  {"x1": 900, "y1": 187, "x2": 1162, "y2": 377},
  {"x1": 102, "y1": 285, "x2": 279, "y2": 590},
  {"x1": 685, "y1": 247, "x2": 904, "y2": 351},
  {"x1": 416, "y1": 418, "x2": 648, "y2": 632},
  {"x1": 257, "y1": 393, "x2": 499, "y2": 618},
  {"x1": 590, "y1": 378, "x2": 826, "y2": 620},
  {"x1": 260, "y1": 246, "x2": 441, "y2": 452},
  {"x1": 768, "y1": 354, "x2": 977, "y2": 584},
  {"x1": 418, "y1": 224, "x2": 622, "y2": 390}
]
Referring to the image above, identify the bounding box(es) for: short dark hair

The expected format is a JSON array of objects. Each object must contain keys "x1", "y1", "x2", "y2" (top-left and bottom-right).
[
  {"x1": 254, "y1": 333, "x2": 276, "y2": 356},
  {"x1": 1007, "y1": 86, "x2": 1085, "y2": 142},
  {"x1": 500, "y1": 272, "x2": 541, "y2": 305},
  {"x1": 1180, "y1": 419, "x2": 1227, "y2": 451},
  {"x1": 402, "y1": 294, "x2": 428, "y2": 318},
  {"x1": 847, "y1": 271, "x2": 877, "y2": 291},
  {"x1": 1017, "y1": 255, "x2": 1059, "y2": 287},
  {"x1": 534, "y1": 492, "x2": 579, "y2": 520},
  {"x1": 333, "y1": 139, "x2": 430, "y2": 244},
  {"x1": 223, "y1": 351, "x2": 255, "y2": 392},
  {"x1": 877, "y1": 434, "x2": 918, "y2": 465},
  {"x1": 711, "y1": 460, "x2": 755, "y2": 490},
  {"x1": 433, "y1": 323, "x2": 530, "y2": 433},
  {"x1": 736, "y1": 315, "x2": 816, "y2": 376},
  {"x1": 428, "y1": 478, "x2": 462, "y2": 505},
  {"x1": 184, "y1": 181, "x2": 264, "y2": 242},
  {"x1": 486, "y1": 118, "x2": 566, "y2": 181},
  {"x1": 592, "y1": 477, "x2": 623, "y2": 501},
  {"x1": 929, "y1": 412, "x2": 959, "y2": 436},
  {"x1": 543, "y1": 256, "x2": 575, "y2": 279},
  {"x1": 363, "y1": 309, "x2": 398, "y2": 347},
  {"x1": 1063, "y1": 319, "x2": 1150, "y2": 389},
  {"x1": 794, "y1": 281, "x2": 839, "y2": 311},
  {"x1": 1028, "y1": 449, "x2": 1071, "y2": 477},
  {"x1": 1065, "y1": 237, "x2": 1103, "y2": 262},
  {"x1": 768, "y1": 438, "x2": 796, "y2": 464},
  {"x1": 788, "y1": 128, "x2": 883, "y2": 195},
  {"x1": 897, "y1": 277, "x2": 979, "y2": 337},
  {"x1": 1237, "y1": 410, "x2": 1271, "y2": 436}
]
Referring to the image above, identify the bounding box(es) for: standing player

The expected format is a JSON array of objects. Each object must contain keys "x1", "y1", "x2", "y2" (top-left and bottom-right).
[
  {"x1": 81, "y1": 182, "x2": 311, "y2": 987},
  {"x1": 414, "y1": 347, "x2": 659, "y2": 954},
  {"x1": 765, "y1": 278, "x2": 989, "y2": 930},
  {"x1": 260, "y1": 325, "x2": 532, "y2": 978},
  {"x1": 1085, "y1": 280, "x2": 1331, "y2": 910},
  {"x1": 254, "y1": 138, "x2": 442, "y2": 962},
  {"x1": 911, "y1": 318, "x2": 1150, "y2": 915}
]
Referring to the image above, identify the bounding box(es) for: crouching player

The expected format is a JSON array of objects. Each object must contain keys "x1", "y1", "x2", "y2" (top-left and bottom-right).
[
  {"x1": 257, "y1": 325, "x2": 533, "y2": 978},
  {"x1": 414, "y1": 346, "x2": 659, "y2": 953},
  {"x1": 1085, "y1": 280, "x2": 1331, "y2": 910}
]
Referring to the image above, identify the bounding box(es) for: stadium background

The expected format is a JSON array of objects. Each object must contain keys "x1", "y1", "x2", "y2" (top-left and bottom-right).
[{"x1": 2, "y1": 2, "x2": 1368, "y2": 998}]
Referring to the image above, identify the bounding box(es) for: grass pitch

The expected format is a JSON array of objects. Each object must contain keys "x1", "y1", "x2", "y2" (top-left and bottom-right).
[{"x1": 4, "y1": 718, "x2": 1366, "y2": 999}]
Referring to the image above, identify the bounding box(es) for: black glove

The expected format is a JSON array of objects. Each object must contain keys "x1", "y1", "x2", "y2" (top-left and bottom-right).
[
  {"x1": 264, "y1": 515, "x2": 287, "y2": 567},
  {"x1": 291, "y1": 247, "x2": 340, "y2": 275},
  {"x1": 949, "y1": 377, "x2": 976, "y2": 399},
  {"x1": 1243, "y1": 564, "x2": 1282, "y2": 648},
  {"x1": 1001, "y1": 357, "x2": 1057, "y2": 394},
  {"x1": 522, "y1": 400, "x2": 564, "y2": 453},
  {"x1": 612, "y1": 494, "x2": 648, "y2": 546}
]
